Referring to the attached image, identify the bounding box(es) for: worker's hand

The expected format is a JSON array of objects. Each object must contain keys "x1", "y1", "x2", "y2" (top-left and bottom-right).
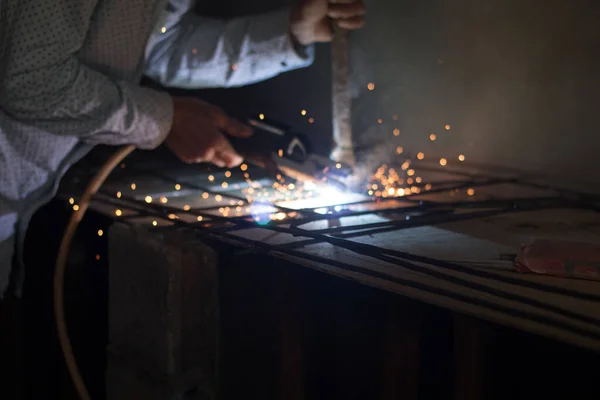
[
  {"x1": 290, "y1": 0, "x2": 366, "y2": 46},
  {"x1": 165, "y1": 97, "x2": 252, "y2": 168}
]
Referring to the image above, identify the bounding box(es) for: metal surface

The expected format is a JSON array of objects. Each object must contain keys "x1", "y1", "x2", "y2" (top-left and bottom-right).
[{"x1": 62, "y1": 153, "x2": 600, "y2": 352}]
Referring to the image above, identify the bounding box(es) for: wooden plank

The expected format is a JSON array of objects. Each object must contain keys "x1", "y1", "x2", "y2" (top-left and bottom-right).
[
  {"x1": 265, "y1": 248, "x2": 600, "y2": 354},
  {"x1": 380, "y1": 299, "x2": 423, "y2": 400},
  {"x1": 453, "y1": 314, "x2": 486, "y2": 400},
  {"x1": 277, "y1": 266, "x2": 305, "y2": 400}
]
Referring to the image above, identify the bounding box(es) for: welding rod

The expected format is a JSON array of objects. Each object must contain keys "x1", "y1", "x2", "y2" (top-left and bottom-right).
[
  {"x1": 242, "y1": 155, "x2": 347, "y2": 191},
  {"x1": 331, "y1": 27, "x2": 355, "y2": 168}
]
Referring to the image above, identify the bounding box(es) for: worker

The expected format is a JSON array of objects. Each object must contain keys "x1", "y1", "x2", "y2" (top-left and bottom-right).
[{"x1": 0, "y1": 0, "x2": 366, "y2": 298}]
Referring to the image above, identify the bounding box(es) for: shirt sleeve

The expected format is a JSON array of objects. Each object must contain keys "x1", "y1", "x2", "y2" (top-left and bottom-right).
[
  {"x1": 144, "y1": 1, "x2": 315, "y2": 89},
  {"x1": 0, "y1": 0, "x2": 173, "y2": 150}
]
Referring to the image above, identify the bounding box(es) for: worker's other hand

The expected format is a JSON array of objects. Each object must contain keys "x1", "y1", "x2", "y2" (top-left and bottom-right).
[
  {"x1": 165, "y1": 97, "x2": 252, "y2": 168},
  {"x1": 290, "y1": 0, "x2": 366, "y2": 46}
]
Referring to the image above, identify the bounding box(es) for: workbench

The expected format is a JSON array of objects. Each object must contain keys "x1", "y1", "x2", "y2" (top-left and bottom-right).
[{"x1": 60, "y1": 147, "x2": 600, "y2": 399}]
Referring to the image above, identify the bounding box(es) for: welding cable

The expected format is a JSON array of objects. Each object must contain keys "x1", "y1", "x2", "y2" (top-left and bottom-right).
[{"x1": 54, "y1": 144, "x2": 136, "y2": 400}]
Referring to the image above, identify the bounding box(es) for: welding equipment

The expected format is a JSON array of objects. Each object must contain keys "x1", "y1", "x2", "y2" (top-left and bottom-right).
[{"x1": 54, "y1": 116, "x2": 353, "y2": 400}]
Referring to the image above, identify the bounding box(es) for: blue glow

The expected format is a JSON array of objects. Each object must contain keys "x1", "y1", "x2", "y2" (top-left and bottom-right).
[{"x1": 250, "y1": 201, "x2": 278, "y2": 225}]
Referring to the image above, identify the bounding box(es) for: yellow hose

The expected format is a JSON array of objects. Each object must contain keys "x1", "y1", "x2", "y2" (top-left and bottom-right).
[{"x1": 54, "y1": 145, "x2": 136, "y2": 400}]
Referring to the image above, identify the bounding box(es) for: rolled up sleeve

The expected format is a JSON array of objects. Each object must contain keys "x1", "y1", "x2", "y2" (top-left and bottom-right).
[{"x1": 144, "y1": 3, "x2": 315, "y2": 89}]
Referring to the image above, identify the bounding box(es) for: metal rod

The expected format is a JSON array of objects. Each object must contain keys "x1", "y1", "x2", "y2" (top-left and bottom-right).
[{"x1": 331, "y1": 27, "x2": 355, "y2": 167}]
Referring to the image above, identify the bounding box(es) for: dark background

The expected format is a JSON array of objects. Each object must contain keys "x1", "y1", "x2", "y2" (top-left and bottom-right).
[{"x1": 188, "y1": 0, "x2": 600, "y2": 190}]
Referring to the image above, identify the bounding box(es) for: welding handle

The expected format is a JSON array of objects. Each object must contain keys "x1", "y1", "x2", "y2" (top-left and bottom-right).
[
  {"x1": 226, "y1": 121, "x2": 281, "y2": 156},
  {"x1": 227, "y1": 134, "x2": 270, "y2": 159},
  {"x1": 227, "y1": 118, "x2": 309, "y2": 162}
]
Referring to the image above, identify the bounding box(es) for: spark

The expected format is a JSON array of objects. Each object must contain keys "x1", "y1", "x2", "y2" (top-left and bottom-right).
[
  {"x1": 377, "y1": 118, "x2": 383, "y2": 124},
  {"x1": 440, "y1": 158, "x2": 448, "y2": 166},
  {"x1": 240, "y1": 164, "x2": 248, "y2": 171},
  {"x1": 259, "y1": 113, "x2": 265, "y2": 120},
  {"x1": 183, "y1": 205, "x2": 191, "y2": 211},
  {"x1": 225, "y1": 171, "x2": 231, "y2": 178},
  {"x1": 68, "y1": 198, "x2": 74, "y2": 205},
  {"x1": 152, "y1": 220, "x2": 158, "y2": 226},
  {"x1": 429, "y1": 133, "x2": 437, "y2": 141},
  {"x1": 131, "y1": 183, "x2": 136, "y2": 190},
  {"x1": 222, "y1": 182, "x2": 228, "y2": 189},
  {"x1": 168, "y1": 214, "x2": 177, "y2": 220},
  {"x1": 97, "y1": 230, "x2": 103, "y2": 237},
  {"x1": 161, "y1": 26, "x2": 166, "y2": 33},
  {"x1": 417, "y1": 152, "x2": 424, "y2": 160},
  {"x1": 445, "y1": 124, "x2": 451, "y2": 131},
  {"x1": 96, "y1": 255, "x2": 101, "y2": 261},
  {"x1": 145, "y1": 196, "x2": 152, "y2": 203},
  {"x1": 396, "y1": 146, "x2": 404, "y2": 154},
  {"x1": 196, "y1": 216, "x2": 203, "y2": 222},
  {"x1": 215, "y1": 195, "x2": 223, "y2": 202},
  {"x1": 336, "y1": 163, "x2": 342, "y2": 169},
  {"x1": 367, "y1": 82, "x2": 375, "y2": 90},
  {"x1": 73, "y1": 205, "x2": 79, "y2": 211},
  {"x1": 425, "y1": 184, "x2": 432, "y2": 190},
  {"x1": 115, "y1": 209, "x2": 122, "y2": 216},
  {"x1": 202, "y1": 192, "x2": 209, "y2": 199},
  {"x1": 458, "y1": 154, "x2": 465, "y2": 162},
  {"x1": 278, "y1": 149, "x2": 284, "y2": 157},
  {"x1": 116, "y1": 191, "x2": 121, "y2": 198},
  {"x1": 160, "y1": 196, "x2": 168, "y2": 204},
  {"x1": 208, "y1": 175, "x2": 215, "y2": 182},
  {"x1": 192, "y1": 48, "x2": 198, "y2": 54},
  {"x1": 393, "y1": 128, "x2": 400, "y2": 136},
  {"x1": 467, "y1": 188, "x2": 475, "y2": 196},
  {"x1": 416, "y1": 177, "x2": 422, "y2": 183},
  {"x1": 308, "y1": 117, "x2": 315, "y2": 124},
  {"x1": 232, "y1": 64, "x2": 238, "y2": 70},
  {"x1": 367, "y1": 163, "x2": 431, "y2": 200},
  {"x1": 175, "y1": 184, "x2": 181, "y2": 190},
  {"x1": 301, "y1": 109, "x2": 307, "y2": 116}
]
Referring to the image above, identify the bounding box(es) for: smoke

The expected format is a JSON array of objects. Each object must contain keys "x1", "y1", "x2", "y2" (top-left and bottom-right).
[{"x1": 344, "y1": 0, "x2": 600, "y2": 191}]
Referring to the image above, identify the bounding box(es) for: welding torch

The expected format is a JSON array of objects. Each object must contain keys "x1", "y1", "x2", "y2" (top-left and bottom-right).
[{"x1": 228, "y1": 115, "x2": 352, "y2": 191}]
